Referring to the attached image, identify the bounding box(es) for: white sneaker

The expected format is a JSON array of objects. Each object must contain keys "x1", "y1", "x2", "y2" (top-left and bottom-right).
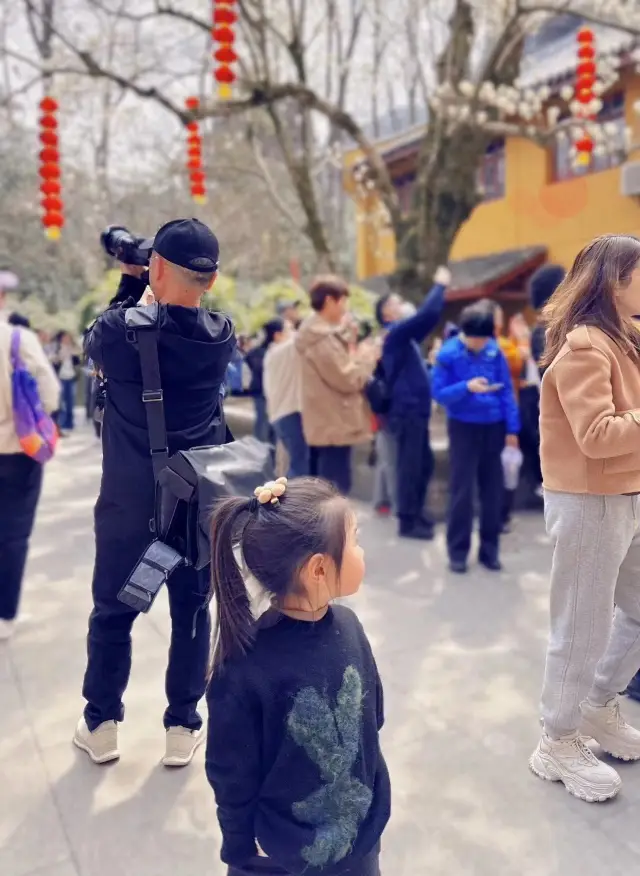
[
  {"x1": 582, "y1": 697, "x2": 640, "y2": 761},
  {"x1": 530, "y1": 733, "x2": 621, "y2": 802},
  {"x1": 0, "y1": 620, "x2": 15, "y2": 641},
  {"x1": 73, "y1": 717, "x2": 120, "y2": 764},
  {"x1": 162, "y1": 727, "x2": 204, "y2": 767}
]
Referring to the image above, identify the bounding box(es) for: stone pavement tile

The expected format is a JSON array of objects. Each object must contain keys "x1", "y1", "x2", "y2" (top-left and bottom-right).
[
  {"x1": 0, "y1": 675, "x2": 33, "y2": 759},
  {"x1": 40, "y1": 741, "x2": 223, "y2": 876},
  {"x1": 0, "y1": 733, "x2": 71, "y2": 876},
  {"x1": 381, "y1": 728, "x2": 637, "y2": 876},
  {"x1": 29, "y1": 862, "x2": 80, "y2": 876}
]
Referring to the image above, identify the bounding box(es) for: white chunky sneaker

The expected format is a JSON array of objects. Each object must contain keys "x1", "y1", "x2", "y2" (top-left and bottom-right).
[
  {"x1": 73, "y1": 717, "x2": 120, "y2": 764},
  {"x1": 162, "y1": 727, "x2": 204, "y2": 767},
  {"x1": 530, "y1": 733, "x2": 621, "y2": 802},
  {"x1": 0, "y1": 620, "x2": 15, "y2": 641},
  {"x1": 581, "y1": 697, "x2": 640, "y2": 761}
]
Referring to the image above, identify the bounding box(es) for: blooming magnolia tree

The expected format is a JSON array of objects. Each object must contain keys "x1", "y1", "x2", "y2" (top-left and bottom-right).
[{"x1": 4, "y1": 0, "x2": 640, "y2": 297}]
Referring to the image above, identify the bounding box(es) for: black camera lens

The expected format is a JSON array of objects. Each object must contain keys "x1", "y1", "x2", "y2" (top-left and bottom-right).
[{"x1": 100, "y1": 225, "x2": 150, "y2": 267}]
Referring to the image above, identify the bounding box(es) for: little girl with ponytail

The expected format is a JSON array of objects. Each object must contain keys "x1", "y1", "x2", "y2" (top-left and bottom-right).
[{"x1": 205, "y1": 476, "x2": 389, "y2": 876}]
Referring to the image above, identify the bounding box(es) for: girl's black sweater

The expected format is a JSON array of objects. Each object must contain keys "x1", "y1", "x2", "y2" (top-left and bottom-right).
[{"x1": 205, "y1": 605, "x2": 390, "y2": 875}]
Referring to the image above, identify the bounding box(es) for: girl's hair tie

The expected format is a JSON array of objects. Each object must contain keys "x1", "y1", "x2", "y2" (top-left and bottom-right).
[{"x1": 253, "y1": 477, "x2": 288, "y2": 507}]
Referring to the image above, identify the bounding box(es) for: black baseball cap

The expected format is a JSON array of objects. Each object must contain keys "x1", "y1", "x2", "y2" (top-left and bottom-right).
[{"x1": 139, "y1": 218, "x2": 219, "y2": 273}]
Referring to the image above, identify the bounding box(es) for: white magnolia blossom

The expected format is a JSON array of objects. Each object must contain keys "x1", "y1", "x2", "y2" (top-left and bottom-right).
[{"x1": 547, "y1": 106, "x2": 561, "y2": 125}]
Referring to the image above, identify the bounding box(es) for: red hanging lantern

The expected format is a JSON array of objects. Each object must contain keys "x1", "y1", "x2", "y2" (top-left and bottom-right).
[
  {"x1": 39, "y1": 147, "x2": 59, "y2": 163},
  {"x1": 578, "y1": 46, "x2": 595, "y2": 61},
  {"x1": 577, "y1": 61, "x2": 596, "y2": 77},
  {"x1": 38, "y1": 95, "x2": 64, "y2": 240},
  {"x1": 40, "y1": 180, "x2": 61, "y2": 195},
  {"x1": 212, "y1": 1, "x2": 238, "y2": 99},
  {"x1": 572, "y1": 27, "x2": 599, "y2": 169},
  {"x1": 41, "y1": 196, "x2": 63, "y2": 212},
  {"x1": 215, "y1": 45, "x2": 237, "y2": 63},
  {"x1": 213, "y1": 9, "x2": 237, "y2": 25},
  {"x1": 212, "y1": 26, "x2": 235, "y2": 43},
  {"x1": 185, "y1": 97, "x2": 207, "y2": 205},
  {"x1": 215, "y1": 66, "x2": 235, "y2": 84},
  {"x1": 575, "y1": 138, "x2": 594, "y2": 153}
]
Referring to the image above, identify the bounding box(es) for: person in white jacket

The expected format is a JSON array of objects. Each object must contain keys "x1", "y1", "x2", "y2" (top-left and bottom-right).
[
  {"x1": 263, "y1": 322, "x2": 309, "y2": 478},
  {"x1": 0, "y1": 320, "x2": 60, "y2": 639}
]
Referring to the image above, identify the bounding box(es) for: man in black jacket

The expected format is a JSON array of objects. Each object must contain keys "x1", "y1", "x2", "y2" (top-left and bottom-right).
[{"x1": 74, "y1": 219, "x2": 235, "y2": 767}]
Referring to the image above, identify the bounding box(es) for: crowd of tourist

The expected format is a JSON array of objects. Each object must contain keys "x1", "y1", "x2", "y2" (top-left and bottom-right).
[{"x1": 226, "y1": 263, "x2": 564, "y2": 573}]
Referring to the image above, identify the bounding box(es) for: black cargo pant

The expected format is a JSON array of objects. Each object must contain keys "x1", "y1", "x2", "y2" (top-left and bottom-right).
[
  {"x1": 388, "y1": 414, "x2": 434, "y2": 527},
  {"x1": 82, "y1": 495, "x2": 210, "y2": 732},
  {"x1": 0, "y1": 454, "x2": 43, "y2": 621},
  {"x1": 447, "y1": 419, "x2": 505, "y2": 564}
]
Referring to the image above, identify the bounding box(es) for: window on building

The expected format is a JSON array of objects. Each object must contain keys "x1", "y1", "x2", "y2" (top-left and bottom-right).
[
  {"x1": 477, "y1": 139, "x2": 506, "y2": 201},
  {"x1": 553, "y1": 92, "x2": 626, "y2": 182}
]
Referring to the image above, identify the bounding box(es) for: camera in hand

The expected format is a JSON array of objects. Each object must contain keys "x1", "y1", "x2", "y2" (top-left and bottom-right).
[{"x1": 100, "y1": 225, "x2": 151, "y2": 267}]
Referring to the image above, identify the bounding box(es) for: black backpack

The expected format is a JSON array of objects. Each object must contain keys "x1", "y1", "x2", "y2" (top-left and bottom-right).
[
  {"x1": 364, "y1": 352, "x2": 404, "y2": 416},
  {"x1": 118, "y1": 304, "x2": 274, "y2": 613}
]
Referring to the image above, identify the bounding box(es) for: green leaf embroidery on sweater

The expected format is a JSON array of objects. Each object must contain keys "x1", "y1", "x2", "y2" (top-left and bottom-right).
[{"x1": 287, "y1": 666, "x2": 373, "y2": 868}]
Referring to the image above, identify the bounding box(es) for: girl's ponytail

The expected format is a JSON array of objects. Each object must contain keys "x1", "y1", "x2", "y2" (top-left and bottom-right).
[{"x1": 210, "y1": 496, "x2": 254, "y2": 673}]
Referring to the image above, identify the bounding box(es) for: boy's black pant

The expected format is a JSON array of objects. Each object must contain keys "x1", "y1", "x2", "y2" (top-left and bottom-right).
[
  {"x1": 0, "y1": 454, "x2": 43, "y2": 621},
  {"x1": 388, "y1": 414, "x2": 434, "y2": 526},
  {"x1": 82, "y1": 494, "x2": 210, "y2": 732},
  {"x1": 310, "y1": 445, "x2": 352, "y2": 495},
  {"x1": 519, "y1": 386, "x2": 542, "y2": 492},
  {"x1": 447, "y1": 419, "x2": 505, "y2": 564}
]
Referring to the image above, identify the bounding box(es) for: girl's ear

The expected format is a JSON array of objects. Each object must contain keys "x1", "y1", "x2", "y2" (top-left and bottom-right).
[{"x1": 304, "y1": 553, "x2": 326, "y2": 586}]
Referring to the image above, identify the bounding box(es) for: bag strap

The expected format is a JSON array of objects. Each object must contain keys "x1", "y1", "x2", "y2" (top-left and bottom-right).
[
  {"x1": 9, "y1": 329, "x2": 21, "y2": 368},
  {"x1": 126, "y1": 306, "x2": 170, "y2": 481}
]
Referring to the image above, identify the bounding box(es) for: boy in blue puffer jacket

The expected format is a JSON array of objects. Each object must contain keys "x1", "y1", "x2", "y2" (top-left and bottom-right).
[{"x1": 432, "y1": 300, "x2": 520, "y2": 575}]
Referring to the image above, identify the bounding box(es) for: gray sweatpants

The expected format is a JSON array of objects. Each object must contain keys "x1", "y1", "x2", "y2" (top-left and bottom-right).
[
  {"x1": 541, "y1": 491, "x2": 640, "y2": 738},
  {"x1": 373, "y1": 429, "x2": 396, "y2": 512}
]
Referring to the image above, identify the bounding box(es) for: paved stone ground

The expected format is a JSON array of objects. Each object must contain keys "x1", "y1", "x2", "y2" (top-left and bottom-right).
[{"x1": 4, "y1": 425, "x2": 640, "y2": 876}]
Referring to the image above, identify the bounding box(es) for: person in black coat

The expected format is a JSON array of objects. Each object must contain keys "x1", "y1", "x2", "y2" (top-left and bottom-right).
[
  {"x1": 519, "y1": 264, "x2": 566, "y2": 500},
  {"x1": 73, "y1": 219, "x2": 235, "y2": 768},
  {"x1": 245, "y1": 318, "x2": 284, "y2": 443}
]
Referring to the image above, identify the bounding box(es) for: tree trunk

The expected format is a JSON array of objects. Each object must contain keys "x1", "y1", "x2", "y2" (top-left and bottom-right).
[{"x1": 393, "y1": 121, "x2": 488, "y2": 303}]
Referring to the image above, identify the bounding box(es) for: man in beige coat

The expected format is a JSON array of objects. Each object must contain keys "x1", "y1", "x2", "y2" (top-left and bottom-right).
[{"x1": 295, "y1": 276, "x2": 378, "y2": 494}]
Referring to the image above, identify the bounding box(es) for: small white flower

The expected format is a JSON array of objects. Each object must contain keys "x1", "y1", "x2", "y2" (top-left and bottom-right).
[
  {"x1": 560, "y1": 85, "x2": 574, "y2": 102},
  {"x1": 547, "y1": 106, "x2": 561, "y2": 125}
]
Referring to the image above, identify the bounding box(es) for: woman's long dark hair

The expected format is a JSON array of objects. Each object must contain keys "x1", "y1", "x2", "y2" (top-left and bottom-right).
[
  {"x1": 541, "y1": 234, "x2": 640, "y2": 367},
  {"x1": 209, "y1": 477, "x2": 350, "y2": 673}
]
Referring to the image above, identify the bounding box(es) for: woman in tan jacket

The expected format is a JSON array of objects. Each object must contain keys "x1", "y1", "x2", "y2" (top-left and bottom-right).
[
  {"x1": 530, "y1": 235, "x2": 640, "y2": 803},
  {"x1": 295, "y1": 276, "x2": 378, "y2": 494}
]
